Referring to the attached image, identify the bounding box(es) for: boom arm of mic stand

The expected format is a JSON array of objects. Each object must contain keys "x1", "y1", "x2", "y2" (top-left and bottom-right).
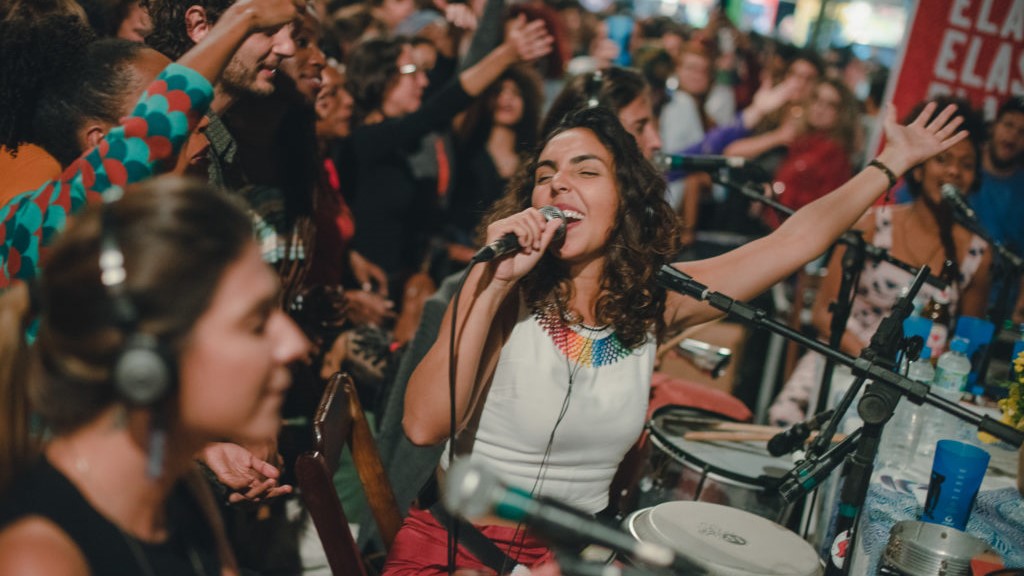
[
  {"x1": 950, "y1": 211, "x2": 1024, "y2": 271},
  {"x1": 656, "y1": 265, "x2": 1024, "y2": 447}
]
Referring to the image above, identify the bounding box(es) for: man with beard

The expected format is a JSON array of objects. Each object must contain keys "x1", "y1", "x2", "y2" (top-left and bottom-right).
[
  {"x1": 968, "y1": 96, "x2": 1024, "y2": 321},
  {"x1": 144, "y1": 0, "x2": 297, "y2": 188}
]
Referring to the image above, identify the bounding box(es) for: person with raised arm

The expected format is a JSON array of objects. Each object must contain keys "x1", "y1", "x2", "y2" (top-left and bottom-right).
[{"x1": 387, "y1": 101, "x2": 966, "y2": 574}]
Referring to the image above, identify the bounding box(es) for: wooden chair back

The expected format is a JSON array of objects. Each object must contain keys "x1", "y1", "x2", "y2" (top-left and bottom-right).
[{"x1": 295, "y1": 372, "x2": 402, "y2": 575}]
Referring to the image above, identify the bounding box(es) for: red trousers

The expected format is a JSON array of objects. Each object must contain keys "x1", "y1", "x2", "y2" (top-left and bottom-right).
[{"x1": 382, "y1": 507, "x2": 556, "y2": 575}]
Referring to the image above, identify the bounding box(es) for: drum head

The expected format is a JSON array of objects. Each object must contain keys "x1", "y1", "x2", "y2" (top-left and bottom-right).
[
  {"x1": 650, "y1": 406, "x2": 792, "y2": 488},
  {"x1": 626, "y1": 502, "x2": 822, "y2": 576}
]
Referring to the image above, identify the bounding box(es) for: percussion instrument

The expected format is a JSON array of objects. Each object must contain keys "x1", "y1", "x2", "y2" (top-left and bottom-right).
[
  {"x1": 624, "y1": 501, "x2": 823, "y2": 576},
  {"x1": 881, "y1": 521, "x2": 997, "y2": 576},
  {"x1": 635, "y1": 406, "x2": 794, "y2": 523}
]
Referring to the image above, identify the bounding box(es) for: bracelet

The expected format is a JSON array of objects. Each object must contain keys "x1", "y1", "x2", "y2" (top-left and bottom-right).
[{"x1": 868, "y1": 159, "x2": 898, "y2": 189}]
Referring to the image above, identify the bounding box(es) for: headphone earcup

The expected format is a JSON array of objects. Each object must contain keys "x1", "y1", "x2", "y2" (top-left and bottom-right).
[{"x1": 114, "y1": 332, "x2": 171, "y2": 406}]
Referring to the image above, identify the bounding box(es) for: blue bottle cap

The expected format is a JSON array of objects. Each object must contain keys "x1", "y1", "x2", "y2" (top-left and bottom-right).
[{"x1": 950, "y1": 337, "x2": 969, "y2": 353}]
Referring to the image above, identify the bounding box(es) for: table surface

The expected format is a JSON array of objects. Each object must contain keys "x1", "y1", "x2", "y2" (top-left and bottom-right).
[{"x1": 848, "y1": 433, "x2": 1022, "y2": 575}]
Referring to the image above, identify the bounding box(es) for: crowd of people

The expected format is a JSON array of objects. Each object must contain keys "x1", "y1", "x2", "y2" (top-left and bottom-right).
[{"x1": 0, "y1": 0, "x2": 1021, "y2": 574}]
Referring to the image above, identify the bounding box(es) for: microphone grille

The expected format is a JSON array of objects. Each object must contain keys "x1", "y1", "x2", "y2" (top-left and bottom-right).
[
  {"x1": 940, "y1": 183, "x2": 961, "y2": 199},
  {"x1": 538, "y1": 205, "x2": 567, "y2": 242},
  {"x1": 650, "y1": 151, "x2": 670, "y2": 170},
  {"x1": 443, "y1": 458, "x2": 502, "y2": 520}
]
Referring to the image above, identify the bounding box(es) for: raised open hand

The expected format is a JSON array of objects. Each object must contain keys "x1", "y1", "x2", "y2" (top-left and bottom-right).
[
  {"x1": 505, "y1": 14, "x2": 554, "y2": 63},
  {"x1": 230, "y1": 0, "x2": 303, "y2": 32},
  {"x1": 444, "y1": 3, "x2": 477, "y2": 33},
  {"x1": 876, "y1": 102, "x2": 967, "y2": 177}
]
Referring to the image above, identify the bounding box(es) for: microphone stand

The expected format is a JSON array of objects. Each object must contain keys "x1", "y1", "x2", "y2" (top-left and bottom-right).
[
  {"x1": 814, "y1": 230, "x2": 865, "y2": 418},
  {"x1": 656, "y1": 265, "x2": 1024, "y2": 575},
  {"x1": 949, "y1": 211, "x2": 1024, "y2": 388}
]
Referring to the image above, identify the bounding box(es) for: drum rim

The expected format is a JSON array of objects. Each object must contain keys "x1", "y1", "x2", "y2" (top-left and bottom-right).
[{"x1": 647, "y1": 407, "x2": 783, "y2": 490}]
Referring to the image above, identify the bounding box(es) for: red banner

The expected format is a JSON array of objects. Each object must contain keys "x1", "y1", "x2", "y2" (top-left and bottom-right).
[{"x1": 889, "y1": 0, "x2": 1024, "y2": 120}]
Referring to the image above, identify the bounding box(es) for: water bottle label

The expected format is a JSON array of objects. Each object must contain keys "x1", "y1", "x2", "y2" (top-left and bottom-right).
[
  {"x1": 933, "y1": 366, "x2": 967, "y2": 393},
  {"x1": 927, "y1": 325, "x2": 948, "y2": 356}
]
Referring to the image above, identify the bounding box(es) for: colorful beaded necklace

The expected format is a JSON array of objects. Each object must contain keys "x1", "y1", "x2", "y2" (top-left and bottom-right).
[{"x1": 533, "y1": 306, "x2": 632, "y2": 367}]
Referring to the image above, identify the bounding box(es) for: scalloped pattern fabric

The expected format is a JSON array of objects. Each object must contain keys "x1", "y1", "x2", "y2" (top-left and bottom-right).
[{"x1": 0, "y1": 63, "x2": 213, "y2": 288}]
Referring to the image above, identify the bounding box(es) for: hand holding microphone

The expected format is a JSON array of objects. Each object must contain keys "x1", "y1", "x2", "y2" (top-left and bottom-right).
[{"x1": 473, "y1": 206, "x2": 567, "y2": 262}]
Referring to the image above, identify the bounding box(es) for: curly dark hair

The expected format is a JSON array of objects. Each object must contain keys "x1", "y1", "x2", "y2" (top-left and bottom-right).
[
  {"x1": 541, "y1": 66, "x2": 647, "y2": 139},
  {"x1": 0, "y1": 8, "x2": 95, "y2": 151},
  {"x1": 344, "y1": 35, "x2": 408, "y2": 126},
  {"x1": 76, "y1": 0, "x2": 138, "y2": 37},
  {"x1": 454, "y1": 63, "x2": 543, "y2": 155},
  {"x1": 481, "y1": 106, "x2": 679, "y2": 349},
  {"x1": 143, "y1": 0, "x2": 233, "y2": 60},
  {"x1": 34, "y1": 39, "x2": 153, "y2": 166},
  {"x1": 903, "y1": 95, "x2": 985, "y2": 196}
]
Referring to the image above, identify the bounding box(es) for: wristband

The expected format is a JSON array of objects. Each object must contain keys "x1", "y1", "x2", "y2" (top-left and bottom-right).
[{"x1": 868, "y1": 159, "x2": 898, "y2": 189}]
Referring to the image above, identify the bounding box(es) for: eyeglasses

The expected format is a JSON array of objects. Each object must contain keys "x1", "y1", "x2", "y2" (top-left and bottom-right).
[{"x1": 398, "y1": 63, "x2": 428, "y2": 77}]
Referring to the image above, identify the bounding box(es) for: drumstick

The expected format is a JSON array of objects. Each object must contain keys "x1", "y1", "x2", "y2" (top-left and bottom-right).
[
  {"x1": 659, "y1": 416, "x2": 781, "y2": 434},
  {"x1": 684, "y1": 431, "x2": 778, "y2": 442},
  {"x1": 708, "y1": 422, "x2": 782, "y2": 433},
  {"x1": 683, "y1": 430, "x2": 848, "y2": 443},
  {"x1": 655, "y1": 320, "x2": 720, "y2": 365}
]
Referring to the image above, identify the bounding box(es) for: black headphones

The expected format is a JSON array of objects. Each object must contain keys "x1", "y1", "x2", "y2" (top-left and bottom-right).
[
  {"x1": 98, "y1": 203, "x2": 173, "y2": 406},
  {"x1": 584, "y1": 69, "x2": 605, "y2": 108}
]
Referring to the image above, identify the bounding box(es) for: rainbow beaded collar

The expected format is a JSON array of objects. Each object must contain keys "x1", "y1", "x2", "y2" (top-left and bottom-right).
[{"x1": 534, "y1": 307, "x2": 632, "y2": 367}]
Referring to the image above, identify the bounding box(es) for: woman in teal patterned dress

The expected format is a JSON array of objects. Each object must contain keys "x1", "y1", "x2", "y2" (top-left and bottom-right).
[{"x1": 0, "y1": 0, "x2": 303, "y2": 289}]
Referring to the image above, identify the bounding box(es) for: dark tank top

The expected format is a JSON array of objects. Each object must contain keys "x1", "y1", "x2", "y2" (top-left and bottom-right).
[{"x1": 0, "y1": 456, "x2": 220, "y2": 576}]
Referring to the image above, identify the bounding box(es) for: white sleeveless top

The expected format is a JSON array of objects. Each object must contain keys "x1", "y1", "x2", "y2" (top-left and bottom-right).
[{"x1": 442, "y1": 301, "x2": 655, "y2": 514}]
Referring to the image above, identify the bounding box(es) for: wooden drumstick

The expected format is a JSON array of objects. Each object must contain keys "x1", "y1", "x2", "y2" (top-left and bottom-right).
[
  {"x1": 654, "y1": 320, "x2": 720, "y2": 367},
  {"x1": 683, "y1": 430, "x2": 847, "y2": 443}
]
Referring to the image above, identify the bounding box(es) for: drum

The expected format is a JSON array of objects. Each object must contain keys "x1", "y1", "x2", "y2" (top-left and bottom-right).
[
  {"x1": 624, "y1": 501, "x2": 823, "y2": 576},
  {"x1": 635, "y1": 406, "x2": 795, "y2": 523},
  {"x1": 881, "y1": 521, "x2": 996, "y2": 576}
]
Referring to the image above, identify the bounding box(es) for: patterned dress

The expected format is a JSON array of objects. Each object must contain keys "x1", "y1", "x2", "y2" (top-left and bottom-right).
[
  {"x1": 0, "y1": 63, "x2": 213, "y2": 288},
  {"x1": 769, "y1": 206, "x2": 988, "y2": 425}
]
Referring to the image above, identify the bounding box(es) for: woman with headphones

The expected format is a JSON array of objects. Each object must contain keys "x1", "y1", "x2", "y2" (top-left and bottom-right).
[{"x1": 0, "y1": 177, "x2": 309, "y2": 574}]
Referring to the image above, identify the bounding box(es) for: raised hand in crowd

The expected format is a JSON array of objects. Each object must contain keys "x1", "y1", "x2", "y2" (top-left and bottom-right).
[
  {"x1": 505, "y1": 14, "x2": 555, "y2": 64},
  {"x1": 741, "y1": 75, "x2": 804, "y2": 129}
]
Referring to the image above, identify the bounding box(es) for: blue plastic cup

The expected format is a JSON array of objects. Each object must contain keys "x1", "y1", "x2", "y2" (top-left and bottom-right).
[{"x1": 921, "y1": 439, "x2": 990, "y2": 530}]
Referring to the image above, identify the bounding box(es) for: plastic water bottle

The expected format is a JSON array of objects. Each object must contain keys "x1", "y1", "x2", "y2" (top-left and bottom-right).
[
  {"x1": 934, "y1": 337, "x2": 971, "y2": 394},
  {"x1": 919, "y1": 337, "x2": 972, "y2": 457},
  {"x1": 879, "y1": 348, "x2": 934, "y2": 470}
]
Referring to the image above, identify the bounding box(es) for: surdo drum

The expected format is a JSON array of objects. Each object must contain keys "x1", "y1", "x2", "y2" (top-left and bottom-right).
[
  {"x1": 634, "y1": 406, "x2": 795, "y2": 524},
  {"x1": 624, "y1": 502, "x2": 823, "y2": 576}
]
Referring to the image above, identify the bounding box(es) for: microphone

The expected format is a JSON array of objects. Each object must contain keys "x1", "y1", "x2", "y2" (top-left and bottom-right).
[
  {"x1": 767, "y1": 409, "x2": 834, "y2": 457},
  {"x1": 472, "y1": 206, "x2": 566, "y2": 262},
  {"x1": 652, "y1": 152, "x2": 772, "y2": 181},
  {"x1": 940, "y1": 184, "x2": 978, "y2": 222},
  {"x1": 652, "y1": 151, "x2": 749, "y2": 172},
  {"x1": 443, "y1": 459, "x2": 675, "y2": 568}
]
